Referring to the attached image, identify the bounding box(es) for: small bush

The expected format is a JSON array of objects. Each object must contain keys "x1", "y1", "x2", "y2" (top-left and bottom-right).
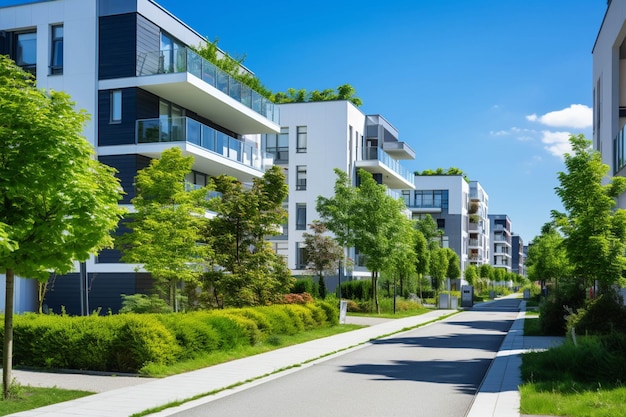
[
  {"x1": 345, "y1": 299, "x2": 360, "y2": 312},
  {"x1": 340, "y1": 280, "x2": 372, "y2": 301},
  {"x1": 281, "y1": 292, "x2": 314, "y2": 304},
  {"x1": 156, "y1": 314, "x2": 220, "y2": 358},
  {"x1": 293, "y1": 277, "x2": 317, "y2": 295},
  {"x1": 119, "y1": 293, "x2": 172, "y2": 314},
  {"x1": 539, "y1": 289, "x2": 585, "y2": 336},
  {"x1": 567, "y1": 294, "x2": 626, "y2": 335},
  {"x1": 315, "y1": 300, "x2": 339, "y2": 325}
]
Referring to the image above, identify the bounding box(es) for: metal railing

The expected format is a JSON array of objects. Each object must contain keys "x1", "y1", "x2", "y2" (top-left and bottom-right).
[
  {"x1": 137, "y1": 48, "x2": 279, "y2": 124},
  {"x1": 362, "y1": 146, "x2": 415, "y2": 186},
  {"x1": 136, "y1": 116, "x2": 273, "y2": 172}
]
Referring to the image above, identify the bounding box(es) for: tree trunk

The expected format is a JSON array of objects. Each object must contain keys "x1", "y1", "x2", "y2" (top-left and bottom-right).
[
  {"x1": 373, "y1": 271, "x2": 380, "y2": 314},
  {"x1": 3, "y1": 268, "x2": 15, "y2": 399}
]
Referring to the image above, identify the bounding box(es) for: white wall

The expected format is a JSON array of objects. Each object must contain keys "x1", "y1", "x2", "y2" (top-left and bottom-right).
[
  {"x1": 278, "y1": 101, "x2": 365, "y2": 271},
  {"x1": 0, "y1": 0, "x2": 99, "y2": 146}
]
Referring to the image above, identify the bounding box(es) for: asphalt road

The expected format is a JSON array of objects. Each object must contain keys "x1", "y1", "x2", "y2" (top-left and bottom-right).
[{"x1": 169, "y1": 298, "x2": 522, "y2": 417}]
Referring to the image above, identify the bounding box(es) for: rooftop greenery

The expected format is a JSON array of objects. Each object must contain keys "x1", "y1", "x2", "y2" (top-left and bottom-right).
[{"x1": 193, "y1": 39, "x2": 362, "y2": 107}]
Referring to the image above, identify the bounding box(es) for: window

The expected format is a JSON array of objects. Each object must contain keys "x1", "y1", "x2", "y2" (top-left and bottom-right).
[
  {"x1": 296, "y1": 203, "x2": 306, "y2": 230},
  {"x1": 436, "y1": 218, "x2": 445, "y2": 229},
  {"x1": 296, "y1": 242, "x2": 308, "y2": 269},
  {"x1": 15, "y1": 31, "x2": 37, "y2": 74},
  {"x1": 263, "y1": 127, "x2": 288, "y2": 163},
  {"x1": 50, "y1": 25, "x2": 63, "y2": 74},
  {"x1": 296, "y1": 126, "x2": 307, "y2": 153},
  {"x1": 160, "y1": 32, "x2": 185, "y2": 73},
  {"x1": 296, "y1": 166, "x2": 307, "y2": 190},
  {"x1": 110, "y1": 90, "x2": 122, "y2": 123}
]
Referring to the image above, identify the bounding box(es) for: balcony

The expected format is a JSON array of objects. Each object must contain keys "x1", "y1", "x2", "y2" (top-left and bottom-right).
[
  {"x1": 134, "y1": 48, "x2": 280, "y2": 135},
  {"x1": 381, "y1": 141, "x2": 416, "y2": 160},
  {"x1": 133, "y1": 116, "x2": 273, "y2": 182},
  {"x1": 355, "y1": 146, "x2": 415, "y2": 190}
]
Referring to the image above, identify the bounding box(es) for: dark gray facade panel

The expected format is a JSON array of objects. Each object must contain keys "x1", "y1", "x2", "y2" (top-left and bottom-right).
[
  {"x1": 98, "y1": 154, "x2": 151, "y2": 203},
  {"x1": 136, "y1": 13, "x2": 160, "y2": 76},
  {"x1": 98, "y1": 87, "x2": 159, "y2": 146},
  {"x1": 44, "y1": 272, "x2": 153, "y2": 315},
  {"x1": 99, "y1": 14, "x2": 137, "y2": 79}
]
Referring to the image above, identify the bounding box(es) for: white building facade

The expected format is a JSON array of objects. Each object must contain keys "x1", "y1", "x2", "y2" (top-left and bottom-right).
[
  {"x1": 0, "y1": 0, "x2": 279, "y2": 313},
  {"x1": 263, "y1": 101, "x2": 416, "y2": 281},
  {"x1": 592, "y1": 1, "x2": 626, "y2": 207}
]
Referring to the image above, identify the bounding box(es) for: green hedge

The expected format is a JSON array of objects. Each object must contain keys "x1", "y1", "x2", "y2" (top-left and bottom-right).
[{"x1": 1, "y1": 301, "x2": 338, "y2": 374}]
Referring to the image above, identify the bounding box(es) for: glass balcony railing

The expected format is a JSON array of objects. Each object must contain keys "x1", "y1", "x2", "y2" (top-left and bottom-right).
[
  {"x1": 136, "y1": 117, "x2": 273, "y2": 172},
  {"x1": 362, "y1": 146, "x2": 415, "y2": 186},
  {"x1": 137, "y1": 49, "x2": 279, "y2": 124}
]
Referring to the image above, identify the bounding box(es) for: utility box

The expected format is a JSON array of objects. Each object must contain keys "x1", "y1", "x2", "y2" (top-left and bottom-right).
[
  {"x1": 461, "y1": 285, "x2": 474, "y2": 308},
  {"x1": 438, "y1": 293, "x2": 450, "y2": 309},
  {"x1": 523, "y1": 289, "x2": 531, "y2": 300}
]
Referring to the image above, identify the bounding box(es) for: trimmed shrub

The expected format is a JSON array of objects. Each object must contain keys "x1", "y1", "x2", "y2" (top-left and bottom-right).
[
  {"x1": 340, "y1": 280, "x2": 372, "y2": 300},
  {"x1": 156, "y1": 314, "x2": 220, "y2": 358},
  {"x1": 293, "y1": 277, "x2": 316, "y2": 295},
  {"x1": 110, "y1": 314, "x2": 180, "y2": 372},
  {"x1": 315, "y1": 300, "x2": 339, "y2": 326},
  {"x1": 258, "y1": 305, "x2": 299, "y2": 335}
]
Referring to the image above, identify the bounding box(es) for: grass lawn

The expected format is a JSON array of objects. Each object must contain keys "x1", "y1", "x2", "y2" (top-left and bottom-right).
[
  {"x1": 0, "y1": 385, "x2": 93, "y2": 416},
  {"x1": 520, "y1": 312, "x2": 626, "y2": 416}
]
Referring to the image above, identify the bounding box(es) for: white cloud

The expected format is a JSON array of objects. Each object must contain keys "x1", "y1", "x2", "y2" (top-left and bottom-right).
[
  {"x1": 526, "y1": 104, "x2": 592, "y2": 129},
  {"x1": 541, "y1": 130, "x2": 572, "y2": 158}
]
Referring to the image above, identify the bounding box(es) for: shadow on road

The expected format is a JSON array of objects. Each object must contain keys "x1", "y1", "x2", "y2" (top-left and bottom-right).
[
  {"x1": 371, "y1": 331, "x2": 509, "y2": 352},
  {"x1": 340, "y1": 358, "x2": 491, "y2": 395}
]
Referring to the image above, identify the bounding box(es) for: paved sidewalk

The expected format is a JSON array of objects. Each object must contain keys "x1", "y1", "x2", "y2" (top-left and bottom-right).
[
  {"x1": 8, "y1": 298, "x2": 564, "y2": 417},
  {"x1": 466, "y1": 300, "x2": 565, "y2": 417},
  {"x1": 8, "y1": 309, "x2": 455, "y2": 417}
]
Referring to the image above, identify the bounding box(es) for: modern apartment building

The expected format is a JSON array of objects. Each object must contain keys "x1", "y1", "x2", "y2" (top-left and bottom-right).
[
  {"x1": 402, "y1": 176, "x2": 490, "y2": 276},
  {"x1": 0, "y1": 0, "x2": 279, "y2": 314},
  {"x1": 263, "y1": 102, "x2": 416, "y2": 281},
  {"x1": 489, "y1": 214, "x2": 512, "y2": 273},
  {"x1": 511, "y1": 235, "x2": 526, "y2": 277},
  {"x1": 468, "y1": 181, "x2": 490, "y2": 269},
  {"x1": 592, "y1": 0, "x2": 626, "y2": 207}
]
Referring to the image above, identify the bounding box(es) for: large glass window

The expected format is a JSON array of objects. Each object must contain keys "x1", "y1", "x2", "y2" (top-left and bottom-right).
[
  {"x1": 15, "y1": 31, "x2": 36, "y2": 73},
  {"x1": 160, "y1": 32, "x2": 185, "y2": 73},
  {"x1": 50, "y1": 25, "x2": 63, "y2": 74},
  {"x1": 412, "y1": 190, "x2": 448, "y2": 209},
  {"x1": 296, "y1": 166, "x2": 307, "y2": 190},
  {"x1": 296, "y1": 126, "x2": 307, "y2": 153}
]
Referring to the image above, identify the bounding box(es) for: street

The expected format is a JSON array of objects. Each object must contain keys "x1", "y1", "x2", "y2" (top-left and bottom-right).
[{"x1": 169, "y1": 298, "x2": 522, "y2": 417}]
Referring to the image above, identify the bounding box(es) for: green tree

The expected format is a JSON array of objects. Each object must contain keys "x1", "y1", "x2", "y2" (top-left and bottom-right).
[
  {"x1": 552, "y1": 134, "x2": 626, "y2": 295},
  {"x1": 384, "y1": 218, "x2": 418, "y2": 311},
  {"x1": 414, "y1": 230, "x2": 430, "y2": 298},
  {"x1": 118, "y1": 148, "x2": 214, "y2": 310},
  {"x1": 429, "y1": 248, "x2": 449, "y2": 291},
  {"x1": 526, "y1": 222, "x2": 571, "y2": 291},
  {"x1": 318, "y1": 169, "x2": 409, "y2": 313},
  {"x1": 444, "y1": 248, "x2": 461, "y2": 286},
  {"x1": 207, "y1": 166, "x2": 292, "y2": 307},
  {"x1": 464, "y1": 264, "x2": 478, "y2": 287},
  {"x1": 302, "y1": 221, "x2": 344, "y2": 298},
  {"x1": 0, "y1": 56, "x2": 125, "y2": 398}
]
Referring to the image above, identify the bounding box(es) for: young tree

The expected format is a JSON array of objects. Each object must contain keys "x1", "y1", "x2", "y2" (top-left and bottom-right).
[
  {"x1": 302, "y1": 221, "x2": 343, "y2": 298},
  {"x1": 0, "y1": 56, "x2": 125, "y2": 398},
  {"x1": 429, "y1": 248, "x2": 449, "y2": 291},
  {"x1": 384, "y1": 218, "x2": 418, "y2": 311},
  {"x1": 526, "y1": 222, "x2": 571, "y2": 290},
  {"x1": 318, "y1": 169, "x2": 409, "y2": 313},
  {"x1": 414, "y1": 230, "x2": 430, "y2": 298},
  {"x1": 118, "y1": 147, "x2": 214, "y2": 310},
  {"x1": 444, "y1": 248, "x2": 461, "y2": 288},
  {"x1": 464, "y1": 264, "x2": 478, "y2": 287},
  {"x1": 207, "y1": 165, "x2": 292, "y2": 307},
  {"x1": 552, "y1": 134, "x2": 626, "y2": 295}
]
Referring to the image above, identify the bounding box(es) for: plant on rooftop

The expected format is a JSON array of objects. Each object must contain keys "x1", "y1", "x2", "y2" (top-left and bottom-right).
[{"x1": 416, "y1": 167, "x2": 470, "y2": 183}]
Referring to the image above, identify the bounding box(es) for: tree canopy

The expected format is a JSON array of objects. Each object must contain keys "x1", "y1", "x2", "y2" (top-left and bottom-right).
[
  {"x1": 552, "y1": 134, "x2": 626, "y2": 294},
  {"x1": 118, "y1": 147, "x2": 214, "y2": 310},
  {"x1": 0, "y1": 55, "x2": 125, "y2": 398}
]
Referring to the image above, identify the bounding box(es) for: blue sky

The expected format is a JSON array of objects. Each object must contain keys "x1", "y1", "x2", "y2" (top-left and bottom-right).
[
  {"x1": 155, "y1": 0, "x2": 606, "y2": 243},
  {"x1": 1, "y1": 0, "x2": 608, "y2": 242}
]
